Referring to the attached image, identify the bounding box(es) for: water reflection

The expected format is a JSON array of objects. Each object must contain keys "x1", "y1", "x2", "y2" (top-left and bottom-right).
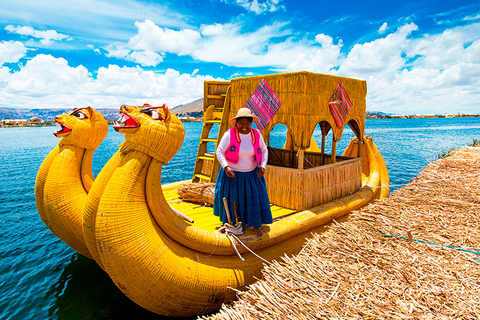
[{"x1": 46, "y1": 254, "x2": 196, "y2": 320}]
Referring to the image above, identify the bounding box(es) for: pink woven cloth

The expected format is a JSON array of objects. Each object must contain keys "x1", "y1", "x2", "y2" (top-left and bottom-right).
[
  {"x1": 244, "y1": 79, "x2": 281, "y2": 131},
  {"x1": 328, "y1": 80, "x2": 353, "y2": 128}
]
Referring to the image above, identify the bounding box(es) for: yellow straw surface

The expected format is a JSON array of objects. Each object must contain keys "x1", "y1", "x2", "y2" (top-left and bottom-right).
[{"x1": 203, "y1": 145, "x2": 480, "y2": 319}]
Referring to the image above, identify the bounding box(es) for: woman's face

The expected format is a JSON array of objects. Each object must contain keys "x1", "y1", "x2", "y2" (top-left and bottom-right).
[{"x1": 236, "y1": 117, "x2": 252, "y2": 134}]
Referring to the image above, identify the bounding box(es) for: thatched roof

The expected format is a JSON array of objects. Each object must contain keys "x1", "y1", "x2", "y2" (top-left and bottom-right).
[
  {"x1": 202, "y1": 145, "x2": 480, "y2": 319},
  {"x1": 228, "y1": 71, "x2": 367, "y2": 148}
]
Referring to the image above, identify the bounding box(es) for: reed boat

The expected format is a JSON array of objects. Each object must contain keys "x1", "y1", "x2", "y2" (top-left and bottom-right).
[{"x1": 36, "y1": 71, "x2": 389, "y2": 317}]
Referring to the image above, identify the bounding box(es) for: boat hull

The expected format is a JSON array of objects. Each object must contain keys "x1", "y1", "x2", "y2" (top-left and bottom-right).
[{"x1": 88, "y1": 136, "x2": 387, "y2": 317}]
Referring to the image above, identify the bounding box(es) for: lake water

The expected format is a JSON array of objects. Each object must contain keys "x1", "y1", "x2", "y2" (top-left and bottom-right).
[{"x1": 1, "y1": 117, "x2": 479, "y2": 320}]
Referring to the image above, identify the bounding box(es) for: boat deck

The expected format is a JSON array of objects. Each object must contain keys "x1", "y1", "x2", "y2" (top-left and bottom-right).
[{"x1": 163, "y1": 181, "x2": 296, "y2": 232}]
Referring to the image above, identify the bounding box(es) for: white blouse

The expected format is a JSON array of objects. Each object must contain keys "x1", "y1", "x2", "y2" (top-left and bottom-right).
[{"x1": 216, "y1": 130, "x2": 268, "y2": 172}]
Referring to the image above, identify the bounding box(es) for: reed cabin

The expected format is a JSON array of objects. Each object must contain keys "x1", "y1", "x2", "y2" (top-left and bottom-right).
[{"x1": 192, "y1": 71, "x2": 366, "y2": 211}]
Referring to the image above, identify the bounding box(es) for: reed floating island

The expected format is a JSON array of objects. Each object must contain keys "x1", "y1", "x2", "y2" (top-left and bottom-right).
[
  {"x1": 35, "y1": 71, "x2": 389, "y2": 317},
  {"x1": 203, "y1": 144, "x2": 480, "y2": 319}
]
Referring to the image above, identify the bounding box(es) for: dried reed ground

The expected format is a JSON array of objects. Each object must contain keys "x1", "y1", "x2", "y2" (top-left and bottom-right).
[{"x1": 203, "y1": 146, "x2": 480, "y2": 319}]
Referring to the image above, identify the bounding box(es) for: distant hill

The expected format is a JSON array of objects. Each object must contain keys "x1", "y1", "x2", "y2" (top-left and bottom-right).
[{"x1": 171, "y1": 98, "x2": 203, "y2": 115}]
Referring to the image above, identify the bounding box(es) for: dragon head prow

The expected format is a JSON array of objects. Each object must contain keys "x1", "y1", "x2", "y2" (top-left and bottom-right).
[
  {"x1": 114, "y1": 104, "x2": 185, "y2": 164},
  {"x1": 54, "y1": 106, "x2": 108, "y2": 150}
]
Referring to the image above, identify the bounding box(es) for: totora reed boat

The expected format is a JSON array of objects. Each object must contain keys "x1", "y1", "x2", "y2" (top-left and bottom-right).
[{"x1": 35, "y1": 71, "x2": 389, "y2": 317}]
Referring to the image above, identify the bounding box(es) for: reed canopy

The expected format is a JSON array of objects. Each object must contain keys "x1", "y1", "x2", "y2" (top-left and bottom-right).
[{"x1": 227, "y1": 71, "x2": 367, "y2": 149}]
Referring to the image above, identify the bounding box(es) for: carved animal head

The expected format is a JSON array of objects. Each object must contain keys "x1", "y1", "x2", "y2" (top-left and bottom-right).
[
  {"x1": 113, "y1": 103, "x2": 185, "y2": 163},
  {"x1": 54, "y1": 106, "x2": 108, "y2": 150}
]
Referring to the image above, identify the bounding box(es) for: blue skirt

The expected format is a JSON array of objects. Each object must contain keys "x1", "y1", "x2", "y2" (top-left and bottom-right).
[{"x1": 213, "y1": 167, "x2": 272, "y2": 228}]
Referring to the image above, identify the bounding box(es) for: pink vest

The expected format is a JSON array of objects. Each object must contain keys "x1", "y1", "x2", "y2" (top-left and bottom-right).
[{"x1": 224, "y1": 127, "x2": 263, "y2": 166}]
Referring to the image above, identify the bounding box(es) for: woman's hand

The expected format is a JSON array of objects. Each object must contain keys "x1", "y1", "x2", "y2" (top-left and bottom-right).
[
  {"x1": 225, "y1": 166, "x2": 235, "y2": 178},
  {"x1": 257, "y1": 167, "x2": 265, "y2": 178}
]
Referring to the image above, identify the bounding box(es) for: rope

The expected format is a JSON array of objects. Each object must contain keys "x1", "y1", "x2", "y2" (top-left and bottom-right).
[
  {"x1": 203, "y1": 231, "x2": 220, "y2": 257},
  {"x1": 215, "y1": 224, "x2": 272, "y2": 264},
  {"x1": 226, "y1": 234, "x2": 245, "y2": 262},
  {"x1": 214, "y1": 223, "x2": 246, "y2": 261},
  {"x1": 380, "y1": 234, "x2": 480, "y2": 258},
  {"x1": 373, "y1": 173, "x2": 480, "y2": 189},
  {"x1": 229, "y1": 233, "x2": 272, "y2": 265}
]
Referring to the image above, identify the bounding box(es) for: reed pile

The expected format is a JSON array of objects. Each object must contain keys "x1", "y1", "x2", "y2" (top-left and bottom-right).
[
  {"x1": 178, "y1": 182, "x2": 215, "y2": 205},
  {"x1": 202, "y1": 145, "x2": 480, "y2": 319}
]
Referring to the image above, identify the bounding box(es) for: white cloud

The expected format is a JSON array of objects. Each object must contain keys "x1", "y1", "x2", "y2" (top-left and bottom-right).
[
  {"x1": 5, "y1": 25, "x2": 72, "y2": 45},
  {"x1": 298, "y1": 21, "x2": 480, "y2": 115},
  {"x1": 106, "y1": 42, "x2": 165, "y2": 67},
  {"x1": 2, "y1": 54, "x2": 90, "y2": 95},
  {"x1": 408, "y1": 24, "x2": 480, "y2": 69},
  {"x1": 105, "y1": 45, "x2": 131, "y2": 60},
  {"x1": 463, "y1": 13, "x2": 480, "y2": 21},
  {"x1": 192, "y1": 22, "x2": 303, "y2": 67},
  {"x1": 112, "y1": 20, "x2": 304, "y2": 68},
  {"x1": 338, "y1": 23, "x2": 419, "y2": 77},
  {"x1": 285, "y1": 34, "x2": 343, "y2": 73},
  {"x1": 127, "y1": 50, "x2": 164, "y2": 67},
  {"x1": 129, "y1": 20, "x2": 200, "y2": 55},
  {"x1": 0, "y1": 41, "x2": 27, "y2": 65},
  {"x1": 378, "y1": 22, "x2": 388, "y2": 34},
  {"x1": 93, "y1": 66, "x2": 218, "y2": 108},
  {"x1": 219, "y1": 0, "x2": 285, "y2": 14},
  {"x1": 87, "y1": 44, "x2": 102, "y2": 55},
  {"x1": 0, "y1": 54, "x2": 218, "y2": 109},
  {"x1": 106, "y1": 20, "x2": 200, "y2": 66}
]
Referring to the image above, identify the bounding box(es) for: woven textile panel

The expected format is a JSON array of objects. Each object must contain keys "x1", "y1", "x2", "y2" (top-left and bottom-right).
[
  {"x1": 244, "y1": 79, "x2": 281, "y2": 131},
  {"x1": 328, "y1": 80, "x2": 353, "y2": 128}
]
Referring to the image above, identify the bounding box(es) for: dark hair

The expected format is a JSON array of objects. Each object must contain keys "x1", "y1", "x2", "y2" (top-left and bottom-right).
[{"x1": 235, "y1": 117, "x2": 253, "y2": 123}]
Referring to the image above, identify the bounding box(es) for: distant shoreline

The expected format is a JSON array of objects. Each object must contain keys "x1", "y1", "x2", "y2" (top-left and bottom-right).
[
  {"x1": 366, "y1": 114, "x2": 480, "y2": 119},
  {"x1": 1, "y1": 114, "x2": 479, "y2": 128}
]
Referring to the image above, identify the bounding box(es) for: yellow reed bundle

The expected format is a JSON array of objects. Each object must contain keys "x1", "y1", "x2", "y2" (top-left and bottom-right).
[{"x1": 178, "y1": 182, "x2": 215, "y2": 205}]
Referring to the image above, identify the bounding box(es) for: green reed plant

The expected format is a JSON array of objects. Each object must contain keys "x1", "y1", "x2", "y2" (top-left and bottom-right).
[{"x1": 437, "y1": 138, "x2": 480, "y2": 159}]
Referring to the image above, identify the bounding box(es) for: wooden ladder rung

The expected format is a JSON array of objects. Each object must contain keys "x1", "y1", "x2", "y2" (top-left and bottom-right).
[
  {"x1": 194, "y1": 173, "x2": 211, "y2": 181},
  {"x1": 201, "y1": 138, "x2": 217, "y2": 143},
  {"x1": 207, "y1": 94, "x2": 226, "y2": 99},
  {"x1": 204, "y1": 120, "x2": 221, "y2": 124},
  {"x1": 198, "y1": 155, "x2": 215, "y2": 161}
]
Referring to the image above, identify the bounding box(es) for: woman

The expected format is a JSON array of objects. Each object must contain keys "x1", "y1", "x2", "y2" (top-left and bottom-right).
[{"x1": 213, "y1": 108, "x2": 272, "y2": 238}]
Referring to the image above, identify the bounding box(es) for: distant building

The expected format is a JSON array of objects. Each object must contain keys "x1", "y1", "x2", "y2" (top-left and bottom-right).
[
  {"x1": 29, "y1": 117, "x2": 44, "y2": 124},
  {"x1": 178, "y1": 115, "x2": 200, "y2": 122},
  {"x1": 1, "y1": 119, "x2": 28, "y2": 125}
]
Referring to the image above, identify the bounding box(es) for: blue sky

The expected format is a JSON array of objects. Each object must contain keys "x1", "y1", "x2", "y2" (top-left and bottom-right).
[{"x1": 1, "y1": 0, "x2": 479, "y2": 114}]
